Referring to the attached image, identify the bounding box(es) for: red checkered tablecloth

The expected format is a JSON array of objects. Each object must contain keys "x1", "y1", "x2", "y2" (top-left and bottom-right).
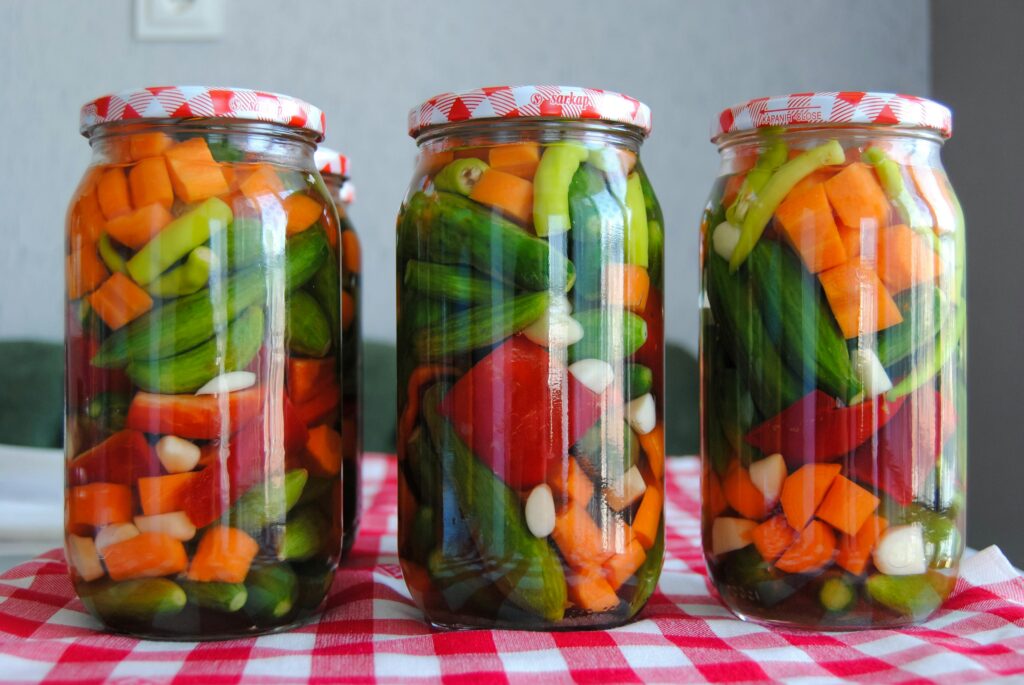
[{"x1": 1, "y1": 454, "x2": 1022, "y2": 684}]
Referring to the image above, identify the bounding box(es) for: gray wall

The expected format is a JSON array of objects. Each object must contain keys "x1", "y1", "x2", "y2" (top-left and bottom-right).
[
  {"x1": 932, "y1": 0, "x2": 1024, "y2": 566},
  {"x1": 0, "y1": 0, "x2": 930, "y2": 353}
]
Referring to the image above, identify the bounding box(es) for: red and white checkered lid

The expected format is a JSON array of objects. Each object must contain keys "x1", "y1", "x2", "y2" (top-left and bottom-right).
[
  {"x1": 712, "y1": 91, "x2": 952, "y2": 141},
  {"x1": 409, "y1": 85, "x2": 652, "y2": 137},
  {"x1": 314, "y1": 146, "x2": 351, "y2": 178},
  {"x1": 80, "y1": 86, "x2": 326, "y2": 139}
]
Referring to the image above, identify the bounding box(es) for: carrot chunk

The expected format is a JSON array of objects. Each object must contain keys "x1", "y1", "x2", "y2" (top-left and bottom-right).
[
  {"x1": 774, "y1": 183, "x2": 848, "y2": 273},
  {"x1": 341, "y1": 290, "x2": 355, "y2": 331},
  {"x1": 70, "y1": 191, "x2": 106, "y2": 247},
  {"x1": 876, "y1": 224, "x2": 940, "y2": 294},
  {"x1": 835, "y1": 514, "x2": 888, "y2": 575},
  {"x1": 129, "y1": 132, "x2": 174, "y2": 160},
  {"x1": 633, "y1": 484, "x2": 663, "y2": 550},
  {"x1": 239, "y1": 164, "x2": 285, "y2": 200},
  {"x1": 548, "y1": 457, "x2": 595, "y2": 509},
  {"x1": 488, "y1": 143, "x2": 541, "y2": 179},
  {"x1": 128, "y1": 157, "x2": 174, "y2": 210},
  {"x1": 104, "y1": 203, "x2": 174, "y2": 249},
  {"x1": 87, "y1": 272, "x2": 154, "y2": 330},
  {"x1": 66, "y1": 244, "x2": 109, "y2": 300},
  {"x1": 284, "y1": 194, "x2": 324, "y2": 235},
  {"x1": 603, "y1": 538, "x2": 647, "y2": 591},
  {"x1": 723, "y1": 462, "x2": 768, "y2": 521},
  {"x1": 823, "y1": 162, "x2": 891, "y2": 230},
  {"x1": 187, "y1": 526, "x2": 259, "y2": 583},
  {"x1": 304, "y1": 424, "x2": 342, "y2": 477},
  {"x1": 605, "y1": 263, "x2": 651, "y2": 312},
  {"x1": 910, "y1": 166, "x2": 958, "y2": 235},
  {"x1": 552, "y1": 503, "x2": 614, "y2": 570},
  {"x1": 287, "y1": 357, "x2": 336, "y2": 404},
  {"x1": 96, "y1": 168, "x2": 132, "y2": 220},
  {"x1": 165, "y1": 139, "x2": 228, "y2": 203},
  {"x1": 638, "y1": 423, "x2": 665, "y2": 481},
  {"x1": 468, "y1": 168, "x2": 534, "y2": 224},
  {"x1": 818, "y1": 258, "x2": 903, "y2": 339},
  {"x1": 704, "y1": 469, "x2": 728, "y2": 519},
  {"x1": 815, "y1": 475, "x2": 880, "y2": 537},
  {"x1": 779, "y1": 463, "x2": 842, "y2": 530},
  {"x1": 293, "y1": 381, "x2": 340, "y2": 427},
  {"x1": 342, "y1": 230, "x2": 361, "y2": 274},
  {"x1": 567, "y1": 567, "x2": 621, "y2": 612},
  {"x1": 751, "y1": 515, "x2": 797, "y2": 562},
  {"x1": 68, "y1": 483, "x2": 132, "y2": 532},
  {"x1": 775, "y1": 520, "x2": 837, "y2": 574},
  {"x1": 137, "y1": 472, "x2": 198, "y2": 516},
  {"x1": 104, "y1": 532, "x2": 188, "y2": 581}
]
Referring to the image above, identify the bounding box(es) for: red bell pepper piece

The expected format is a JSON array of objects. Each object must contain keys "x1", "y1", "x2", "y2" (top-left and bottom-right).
[
  {"x1": 852, "y1": 389, "x2": 957, "y2": 505},
  {"x1": 440, "y1": 336, "x2": 603, "y2": 489},
  {"x1": 745, "y1": 390, "x2": 906, "y2": 467},
  {"x1": 126, "y1": 388, "x2": 264, "y2": 440},
  {"x1": 633, "y1": 287, "x2": 664, "y2": 399},
  {"x1": 67, "y1": 333, "x2": 131, "y2": 410},
  {"x1": 68, "y1": 429, "x2": 161, "y2": 486},
  {"x1": 293, "y1": 381, "x2": 341, "y2": 427}
]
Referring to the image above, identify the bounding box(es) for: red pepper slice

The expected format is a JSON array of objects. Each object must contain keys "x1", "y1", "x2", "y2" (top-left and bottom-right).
[
  {"x1": 745, "y1": 390, "x2": 906, "y2": 467},
  {"x1": 68, "y1": 429, "x2": 161, "y2": 486},
  {"x1": 852, "y1": 389, "x2": 957, "y2": 505},
  {"x1": 126, "y1": 388, "x2": 264, "y2": 440},
  {"x1": 633, "y1": 287, "x2": 664, "y2": 400},
  {"x1": 440, "y1": 336, "x2": 603, "y2": 489}
]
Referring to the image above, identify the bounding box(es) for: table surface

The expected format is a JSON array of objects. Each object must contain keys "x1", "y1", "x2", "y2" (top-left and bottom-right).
[{"x1": 1, "y1": 454, "x2": 1022, "y2": 685}]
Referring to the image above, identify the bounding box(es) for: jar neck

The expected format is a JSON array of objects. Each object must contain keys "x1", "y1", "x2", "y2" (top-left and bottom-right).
[
  {"x1": 87, "y1": 119, "x2": 321, "y2": 168},
  {"x1": 715, "y1": 124, "x2": 947, "y2": 174},
  {"x1": 414, "y1": 119, "x2": 646, "y2": 154}
]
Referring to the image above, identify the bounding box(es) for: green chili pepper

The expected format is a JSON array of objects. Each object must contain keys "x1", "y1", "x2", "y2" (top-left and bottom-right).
[
  {"x1": 533, "y1": 143, "x2": 589, "y2": 236},
  {"x1": 126, "y1": 197, "x2": 232, "y2": 286},
  {"x1": 729, "y1": 140, "x2": 846, "y2": 272},
  {"x1": 145, "y1": 246, "x2": 216, "y2": 298},
  {"x1": 862, "y1": 147, "x2": 933, "y2": 230},
  {"x1": 97, "y1": 233, "x2": 126, "y2": 274},
  {"x1": 624, "y1": 172, "x2": 649, "y2": 267},
  {"x1": 434, "y1": 158, "x2": 489, "y2": 195},
  {"x1": 726, "y1": 138, "x2": 788, "y2": 225}
]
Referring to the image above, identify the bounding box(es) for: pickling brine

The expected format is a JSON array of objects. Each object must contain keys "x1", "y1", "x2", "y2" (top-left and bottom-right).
[
  {"x1": 701, "y1": 92, "x2": 965, "y2": 629},
  {"x1": 66, "y1": 87, "x2": 343, "y2": 639},
  {"x1": 397, "y1": 86, "x2": 665, "y2": 630}
]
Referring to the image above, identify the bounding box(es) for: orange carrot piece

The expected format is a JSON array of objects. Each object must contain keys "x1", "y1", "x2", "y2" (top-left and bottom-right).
[
  {"x1": 836, "y1": 514, "x2": 889, "y2": 575},
  {"x1": 66, "y1": 244, "x2": 109, "y2": 300},
  {"x1": 341, "y1": 290, "x2": 355, "y2": 331},
  {"x1": 603, "y1": 538, "x2": 647, "y2": 591},
  {"x1": 187, "y1": 526, "x2": 259, "y2": 583},
  {"x1": 68, "y1": 483, "x2": 132, "y2": 531},
  {"x1": 104, "y1": 532, "x2": 188, "y2": 581},
  {"x1": 239, "y1": 164, "x2": 285, "y2": 200},
  {"x1": 723, "y1": 462, "x2": 768, "y2": 521},
  {"x1": 129, "y1": 132, "x2": 174, "y2": 160},
  {"x1": 788, "y1": 168, "x2": 837, "y2": 199},
  {"x1": 775, "y1": 520, "x2": 837, "y2": 574},
  {"x1": 468, "y1": 169, "x2": 534, "y2": 224},
  {"x1": 104, "y1": 203, "x2": 174, "y2": 249},
  {"x1": 606, "y1": 263, "x2": 651, "y2": 312},
  {"x1": 633, "y1": 485, "x2": 663, "y2": 550},
  {"x1": 818, "y1": 258, "x2": 903, "y2": 339},
  {"x1": 567, "y1": 567, "x2": 621, "y2": 612},
  {"x1": 342, "y1": 230, "x2": 361, "y2": 274},
  {"x1": 774, "y1": 183, "x2": 848, "y2": 273},
  {"x1": 284, "y1": 194, "x2": 324, "y2": 235},
  {"x1": 779, "y1": 463, "x2": 842, "y2": 530},
  {"x1": 293, "y1": 381, "x2": 341, "y2": 427},
  {"x1": 823, "y1": 162, "x2": 891, "y2": 230},
  {"x1": 815, "y1": 475, "x2": 880, "y2": 537},
  {"x1": 552, "y1": 503, "x2": 615, "y2": 570},
  {"x1": 876, "y1": 224, "x2": 940, "y2": 294},
  {"x1": 910, "y1": 166, "x2": 957, "y2": 235},
  {"x1": 751, "y1": 515, "x2": 797, "y2": 562},
  {"x1": 96, "y1": 168, "x2": 132, "y2": 220},
  {"x1": 419, "y1": 150, "x2": 454, "y2": 175},
  {"x1": 70, "y1": 191, "x2": 106, "y2": 247},
  {"x1": 305, "y1": 424, "x2": 343, "y2": 477},
  {"x1": 287, "y1": 357, "x2": 336, "y2": 404},
  {"x1": 128, "y1": 157, "x2": 174, "y2": 210},
  {"x1": 721, "y1": 173, "x2": 745, "y2": 208},
  {"x1": 137, "y1": 472, "x2": 198, "y2": 516},
  {"x1": 837, "y1": 224, "x2": 866, "y2": 261},
  {"x1": 638, "y1": 423, "x2": 665, "y2": 481},
  {"x1": 705, "y1": 470, "x2": 728, "y2": 519},
  {"x1": 165, "y1": 139, "x2": 228, "y2": 203},
  {"x1": 488, "y1": 143, "x2": 541, "y2": 179},
  {"x1": 548, "y1": 457, "x2": 595, "y2": 509},
  {"x1": 87, "y1": 272, "x2": 154, "y2": 330}
]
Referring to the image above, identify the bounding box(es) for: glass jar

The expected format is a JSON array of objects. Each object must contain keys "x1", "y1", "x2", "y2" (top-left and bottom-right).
[
  {"x1": 396, "y1": 85, "x2": 665, "y2": 630},
  {"x1": 315, "y1": 146, "x2": 362, "y2": 558},
  {"x1": 66, "y1": 86, "x2": 343, "y2": 639},
  {"x1": 700, "y1": 92, "x2": 965, "y2": 629}
]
